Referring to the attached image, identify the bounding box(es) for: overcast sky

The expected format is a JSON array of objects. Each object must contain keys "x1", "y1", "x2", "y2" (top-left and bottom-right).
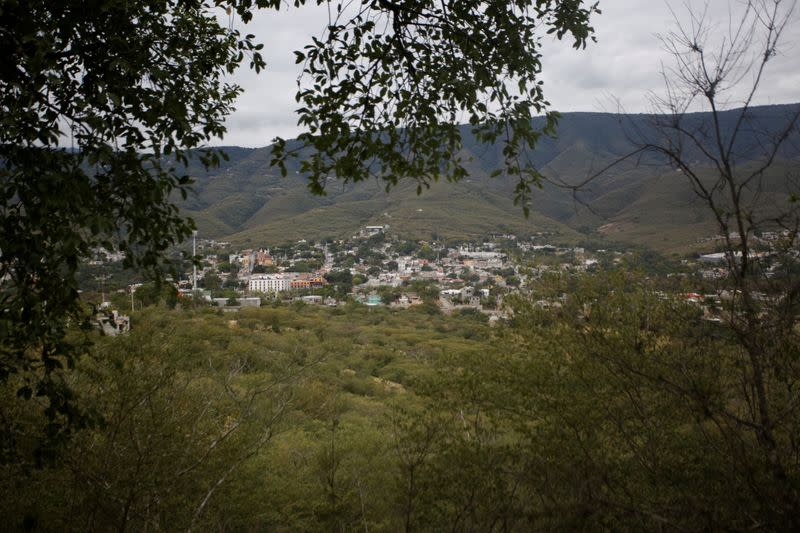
[{"x1": 218, "y1": 0, "x2": 800, "y2": 147}]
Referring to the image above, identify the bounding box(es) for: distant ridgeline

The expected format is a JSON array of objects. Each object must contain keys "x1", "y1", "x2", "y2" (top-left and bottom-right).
[{"x1": 178, "y1": 104, "x2": 800, "y2": 251}]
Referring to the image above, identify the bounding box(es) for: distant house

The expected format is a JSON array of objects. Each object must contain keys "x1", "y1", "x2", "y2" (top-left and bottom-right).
[
  {"x1": 699, "y1": 252, "x2": 727, "y2": 263},
  {"x1": 290, "y1": 279, "x2": 311, "y2": 289},
  {"x1": 685, "y1": 293, "x2": 703, "y2": 303},
  {"x1": 457, "y1": 248, "x2": 505, "y2": 260},
  {"x1": 699, "y1": 251, "x2": 744, "y2": 264},
  {"x1": 361, "y1": 225, "x2": 388, "y2": 237},
  {"x1": 95, "y1": 310, "x2": 130, "y2": 336},
  {"x1": 290, "y1": 277, "x2": 327, "y2": 289},
  {"x1": 392, "y1": 293, "x2": 422, "y2": 308}
]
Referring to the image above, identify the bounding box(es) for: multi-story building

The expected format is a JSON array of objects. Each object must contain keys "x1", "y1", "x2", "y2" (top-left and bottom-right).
[
  {"x1": 249, "y1": 274, "x2": 290, "y2": 294},
  {"x1": 289, "y1": 277, "x2": 326, "y2": 290}
]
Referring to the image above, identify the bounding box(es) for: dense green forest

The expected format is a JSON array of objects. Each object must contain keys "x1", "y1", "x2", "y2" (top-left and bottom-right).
[{"x1": 3, "y1": 272, "x2": 797, "y2": 531}]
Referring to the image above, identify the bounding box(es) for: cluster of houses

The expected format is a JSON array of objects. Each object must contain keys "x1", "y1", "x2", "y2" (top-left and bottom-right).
[
  {"x1": 173, "y1": 227, "x2": 617, "y2": 317},
  {"x1": 83, "y1": 223, "x2": 800, "y2": 325},
  {"x1": 687, "y1": 229, "x2": 799, "y2": 280},
  {"x1": 88, "y1": 247, "x2": 126, "y2": 266}
]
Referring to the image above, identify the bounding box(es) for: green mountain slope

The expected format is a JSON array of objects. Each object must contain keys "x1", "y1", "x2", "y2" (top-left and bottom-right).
[{"x1": 178, "y1": 104, "x2": 800, "y2": 250}]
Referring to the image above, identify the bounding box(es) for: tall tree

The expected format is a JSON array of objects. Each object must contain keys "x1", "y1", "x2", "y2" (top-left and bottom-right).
[
  {"x1": 642, "y1": 2, "x2": 800, "y2": 523},
  {"x1": 584, "y1": 0, "x2": 800, "y2": 526},
  {"x1": 0, "y1": 0, "x2": 266, "y2": 457}
]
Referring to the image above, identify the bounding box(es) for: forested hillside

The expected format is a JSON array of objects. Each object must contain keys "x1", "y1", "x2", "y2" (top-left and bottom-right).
[
  {"x1": 5, "y1": 273, "x2": 796, "y2": 530},
  {"x1": 181, "y1": 104, "x2": 800, "y2": 251}
]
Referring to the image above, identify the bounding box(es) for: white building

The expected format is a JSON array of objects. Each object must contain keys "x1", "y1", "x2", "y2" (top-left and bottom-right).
[
  {"x1": 249, "y1": 274, "x2": 291, "y2": 293},
  {"x1": 95, "y1": 310, "x2": 130, "y2": 336},
  {"x1": 362, "y1": 225, "x2": 387, "y2": 236},
  {"x1": 457, "y1": 247, "x2": 505, "y2": 260}
]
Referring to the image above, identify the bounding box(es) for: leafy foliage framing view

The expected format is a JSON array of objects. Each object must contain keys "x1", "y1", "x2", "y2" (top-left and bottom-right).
[
  {"x1": 2, "y1": 0, "x2": 800, "y2": 530},
  {"x1": 0, "y1": 0, "x2": 262, "y2": 443},
  {"x1": 271, "y1": 0, "x2": 599, "y2": 207},
  {"x1": 0, "y1": 0, "x2": 597, "y2": 445}
]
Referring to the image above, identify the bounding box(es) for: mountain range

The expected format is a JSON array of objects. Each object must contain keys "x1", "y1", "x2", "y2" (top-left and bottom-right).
[{"x1": 179, "y1": 104, "x2": 800, "y2": 253}]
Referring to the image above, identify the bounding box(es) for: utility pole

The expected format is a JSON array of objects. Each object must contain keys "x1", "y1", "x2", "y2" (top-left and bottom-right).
[
  {"x1": 94, "y1": 273, "x2": 110, "y2": 306},
  {"x1": 192, "y1": 230, "x2": 198, "y2": 292}
]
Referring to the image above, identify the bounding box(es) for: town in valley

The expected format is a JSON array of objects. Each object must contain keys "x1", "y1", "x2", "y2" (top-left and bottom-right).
[{"x1": 86, "y1": 223, "x2": 798, "y2": 332}]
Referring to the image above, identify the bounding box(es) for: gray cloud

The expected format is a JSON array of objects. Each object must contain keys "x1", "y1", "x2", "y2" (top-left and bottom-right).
[{"x1": 217, "y1": 0, "x2": 800, "y2": 147}]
